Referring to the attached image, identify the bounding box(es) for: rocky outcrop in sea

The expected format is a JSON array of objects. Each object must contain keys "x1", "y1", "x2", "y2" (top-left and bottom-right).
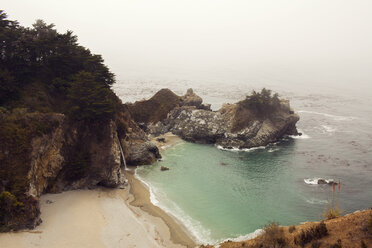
[{"x1": 131, "y1": 88, "x2": 300, "y2": 149}]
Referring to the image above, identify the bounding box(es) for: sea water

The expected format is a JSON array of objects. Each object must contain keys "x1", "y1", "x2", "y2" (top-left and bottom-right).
[{"x1": 117, "y1": 80, "x2": 372, "y2": 244}]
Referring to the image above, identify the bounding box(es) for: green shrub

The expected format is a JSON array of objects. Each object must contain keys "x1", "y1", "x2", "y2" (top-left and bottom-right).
[
  {"x1": 0, "y1": 191, "x2": 24, "y2": 226},
  {"x1": 324, "y1": 206, "x2": 342, "y2": 220},
  {"x1": 238, "y1": 88, "x2": 281, "y2": 118}
]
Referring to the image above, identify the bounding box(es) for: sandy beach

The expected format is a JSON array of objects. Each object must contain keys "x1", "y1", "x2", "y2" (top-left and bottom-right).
[{"x1": 0, "y1": 134, "x2": 195, "y2": 248}]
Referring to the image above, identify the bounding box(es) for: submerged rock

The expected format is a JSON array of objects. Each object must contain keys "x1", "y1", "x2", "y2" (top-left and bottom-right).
[{"x1": 161, "y1": 166, "x2": 169, "y2": 171}]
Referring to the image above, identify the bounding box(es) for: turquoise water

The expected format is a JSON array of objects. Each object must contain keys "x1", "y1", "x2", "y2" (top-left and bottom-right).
[
  {"x1": 137, "y1": 136, "x2": 368, "y2": 243},
  {"x1": 132, "y1": 83, "x2": 372, "y2": 244}
]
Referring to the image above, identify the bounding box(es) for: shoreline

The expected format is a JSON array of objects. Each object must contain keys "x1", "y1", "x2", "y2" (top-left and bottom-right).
[
  {"x1": 152, "y1": 132, "x2": 185, "y2": 152},
  {"x1": 125, "y1": 168, "x2": 197, "y2": 248},
  {"x1": 0, "y1": 132, "x2": 196, "y2": 248},
  {"x1": 128, "y1": 132, "x2": 198, "y2": 247}
]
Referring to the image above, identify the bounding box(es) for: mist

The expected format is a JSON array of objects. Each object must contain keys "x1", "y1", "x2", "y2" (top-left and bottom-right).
[{"x1": 3, "y1": 0, "x2": 372, "y2": 94}]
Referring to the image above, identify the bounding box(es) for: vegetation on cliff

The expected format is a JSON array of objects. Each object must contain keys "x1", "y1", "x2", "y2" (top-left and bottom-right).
[
  {"x1": 206, "y1": 210, "x2": 372, "y2": 248},
  {"x1": 237, "y1": 88, "x2": 281, "y2": 118},
  {"x1": 0, "y1": 10, "x2": 136, "y2": 231},
  {"x1": 232, "y1": 88, "x2": 287, "y2": 132},
  {"x1": 0, "y1": 10, "x2": 116, "y2": 121},
  {"x1": 0, "y1": 110, "x2": 60, "y2": 230}
]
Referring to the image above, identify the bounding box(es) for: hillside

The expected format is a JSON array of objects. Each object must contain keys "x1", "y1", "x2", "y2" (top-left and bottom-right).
[
  {"x1": 202, "y1": 210, "x2": 372, "y2": 248},
  {"x1": 0, "y1": 11, "x2": 160, "y2": 231}
]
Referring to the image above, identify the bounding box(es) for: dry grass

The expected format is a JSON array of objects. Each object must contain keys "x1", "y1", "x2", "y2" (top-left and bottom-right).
[
  {"x1": 366, "y1": 214, "x2": 372, "y2": 235},
  {"x1": 288, "y1": 225, "x2": 296, "y2": 233},
  {"x1": 217, "y1": 210, "x2": 372, "y2": 248},
  {"x1": 256, "y1": 222, "x2": 288, "y2": 248},
  {"x1": 324, "y1": 206, "x2": 343, "y2": 220},
  {"x1": 294, "y1": 221, "x2": 328, "y2": 247}
]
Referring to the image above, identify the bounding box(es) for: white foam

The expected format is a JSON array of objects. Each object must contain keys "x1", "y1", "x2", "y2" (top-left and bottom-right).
[
  {"x1": 304, "y1": 178, "x2": 335, "y2": 185},
  {"x1": 230, "y1": 229, "x2": 264, "y2": 242},
  {"x1": 268, "y1": 148, "x2": 279, "y2": 152},
  {"x1": 134, "y1": 170, "x2": 160, "y2": 205},
  {"x1": 215, "y1": 229, "x2": 264, "y2": 248},
  {"x1": 306, "y1": 198, "x2": 328, "y2": 205},
  {"x1": 288, "y1": 129, "x2": 310, "y2": 139},
  {"x1": 298, "y1": 110, "x2": 356, "y2": 121},
  {"x1": 216, "y1": 145, "x2": 266, "y2": 152},
  {"x1": 134, "y1": 170, "x2": 214, "y2": 244},
  {"x1": 321, "y1": 125, "x2": 337, "y2": 133}
]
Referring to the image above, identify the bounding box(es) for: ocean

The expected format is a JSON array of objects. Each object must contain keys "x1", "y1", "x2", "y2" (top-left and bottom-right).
[{"x1": 114, "y1": 78, "x2": 372, "y2": 244}]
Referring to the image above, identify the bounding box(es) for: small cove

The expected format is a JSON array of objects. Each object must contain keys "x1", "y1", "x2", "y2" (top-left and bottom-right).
[{"x1": 137, "y1": 126, "x2": 372, "y2": 244}]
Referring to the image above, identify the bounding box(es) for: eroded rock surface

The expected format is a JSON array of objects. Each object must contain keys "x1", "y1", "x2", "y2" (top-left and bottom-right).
[
  {"x1": 0, "y1": 107, "x2": 160, "y2": 231},
  {"x1": 137, "y1": 89, "x2": 300, "y2": 149}
]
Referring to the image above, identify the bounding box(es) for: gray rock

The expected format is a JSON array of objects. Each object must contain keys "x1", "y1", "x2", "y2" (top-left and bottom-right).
[
  {"x1": 125, "y1": 140, "x2": 161, "y2": 165},
  {"x1": 151, "y1": 100, "x2": 299, "y2": 149},
  {"x1": 180, "y1": 88, "x2": 203, "y2": 108}
]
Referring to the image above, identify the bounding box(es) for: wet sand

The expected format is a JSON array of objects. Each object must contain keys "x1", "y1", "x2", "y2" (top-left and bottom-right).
[{"x1": 125, "y1": 169, "x2": 196, "y2": 248}]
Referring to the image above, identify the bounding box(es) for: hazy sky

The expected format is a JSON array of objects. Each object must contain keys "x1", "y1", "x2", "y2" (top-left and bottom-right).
[{"x1": 2, "y1": 0, "x2": 372, "y2": 91}]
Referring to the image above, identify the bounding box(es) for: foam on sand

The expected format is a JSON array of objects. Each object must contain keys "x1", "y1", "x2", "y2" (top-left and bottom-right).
[{"x1": 135, "y1": 170, "x2": 213, "y2": 244}]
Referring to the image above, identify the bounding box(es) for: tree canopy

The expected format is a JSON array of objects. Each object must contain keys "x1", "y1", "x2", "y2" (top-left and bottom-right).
[
  {"x1": 238, "y1": 88, "x2": 281, "y2": 117},
  {"x1": 0, "y1": 10, "x2": 117, "y2": 122}
]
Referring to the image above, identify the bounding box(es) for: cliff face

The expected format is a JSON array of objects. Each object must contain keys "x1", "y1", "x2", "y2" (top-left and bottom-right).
[
  {"x1": 135, "y1": 89, "x2": 299, "y2": 149},
  {"x1": 0, "y1": 107, "x2": 160, "y2": 231}
]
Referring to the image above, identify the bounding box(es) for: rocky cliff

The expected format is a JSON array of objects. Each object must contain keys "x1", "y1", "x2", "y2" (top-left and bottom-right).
[
  {"x1": 0, "y1": 106, "x2": 160, "y2": 231},
  {"x1": 133, "y1": 88, "x2": 299, "y2": 149}
]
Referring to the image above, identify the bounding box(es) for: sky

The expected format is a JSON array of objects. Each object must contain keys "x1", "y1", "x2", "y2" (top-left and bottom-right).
[{"x1": 2, "y1": 0, "x2": 372, "y2": 92}]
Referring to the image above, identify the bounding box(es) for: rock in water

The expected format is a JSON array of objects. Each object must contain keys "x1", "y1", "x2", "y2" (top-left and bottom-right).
[
  {"x1": 317, "y1": 179, "x2": 328, "y2": 184},
  {"x1": 161, "y1": 166, "x2": 170, "y2": 171},
  {"x1": 137, "y1": 88, "x2": 300, "y2": 149}
]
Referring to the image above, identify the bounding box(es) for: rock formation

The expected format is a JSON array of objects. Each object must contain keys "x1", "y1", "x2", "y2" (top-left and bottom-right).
[
  {"x1": 0, "y1": 107, "x2": 160, "y2": 231},
  {"x1": 132, "y1": 88, "x2": 300, "y2": 149}
]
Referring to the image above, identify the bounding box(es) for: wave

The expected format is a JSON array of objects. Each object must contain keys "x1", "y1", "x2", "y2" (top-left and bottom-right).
[
  {"x1": 298, "y1": 110, "x2": 356, "y2": 121},
  {"x1": 134, "y1": 170, "x2": 214, "y2": 244},
  {"x1": 304, "y1": 178, "x2": 336, "y2": 185},
  {"x1": 216, "y1": 145, "x2": 266, "y2": 152},
  {"x1": 134, "y1": 170, "x2": 160, "y2": 205},
  {"x1": 321, "y1": 125, "x2": 337, "y2": 134},
  {"x1": 215, "y1": 229, "x2": 264, "y2": 247},
  {"x1": 268, "y1": 148, "x2": 279, "y2": 152},
  {"x1": 288, "y1": 129, "x2": 310, "y2": 139},
  {"x1": 306, "y1": 198, "x2": 328, "y2": 205}
]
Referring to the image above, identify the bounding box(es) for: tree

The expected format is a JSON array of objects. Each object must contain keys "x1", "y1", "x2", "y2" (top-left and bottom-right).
[
  {"x1": 0, "y1": 11, "x2": 116, "y2": 110},
  {"x1": 239, "y1": 88, "x2": 281, "y2": 118},
  {"x1": 66, "y1": 71, "x2": 116, "y2": 122}
]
